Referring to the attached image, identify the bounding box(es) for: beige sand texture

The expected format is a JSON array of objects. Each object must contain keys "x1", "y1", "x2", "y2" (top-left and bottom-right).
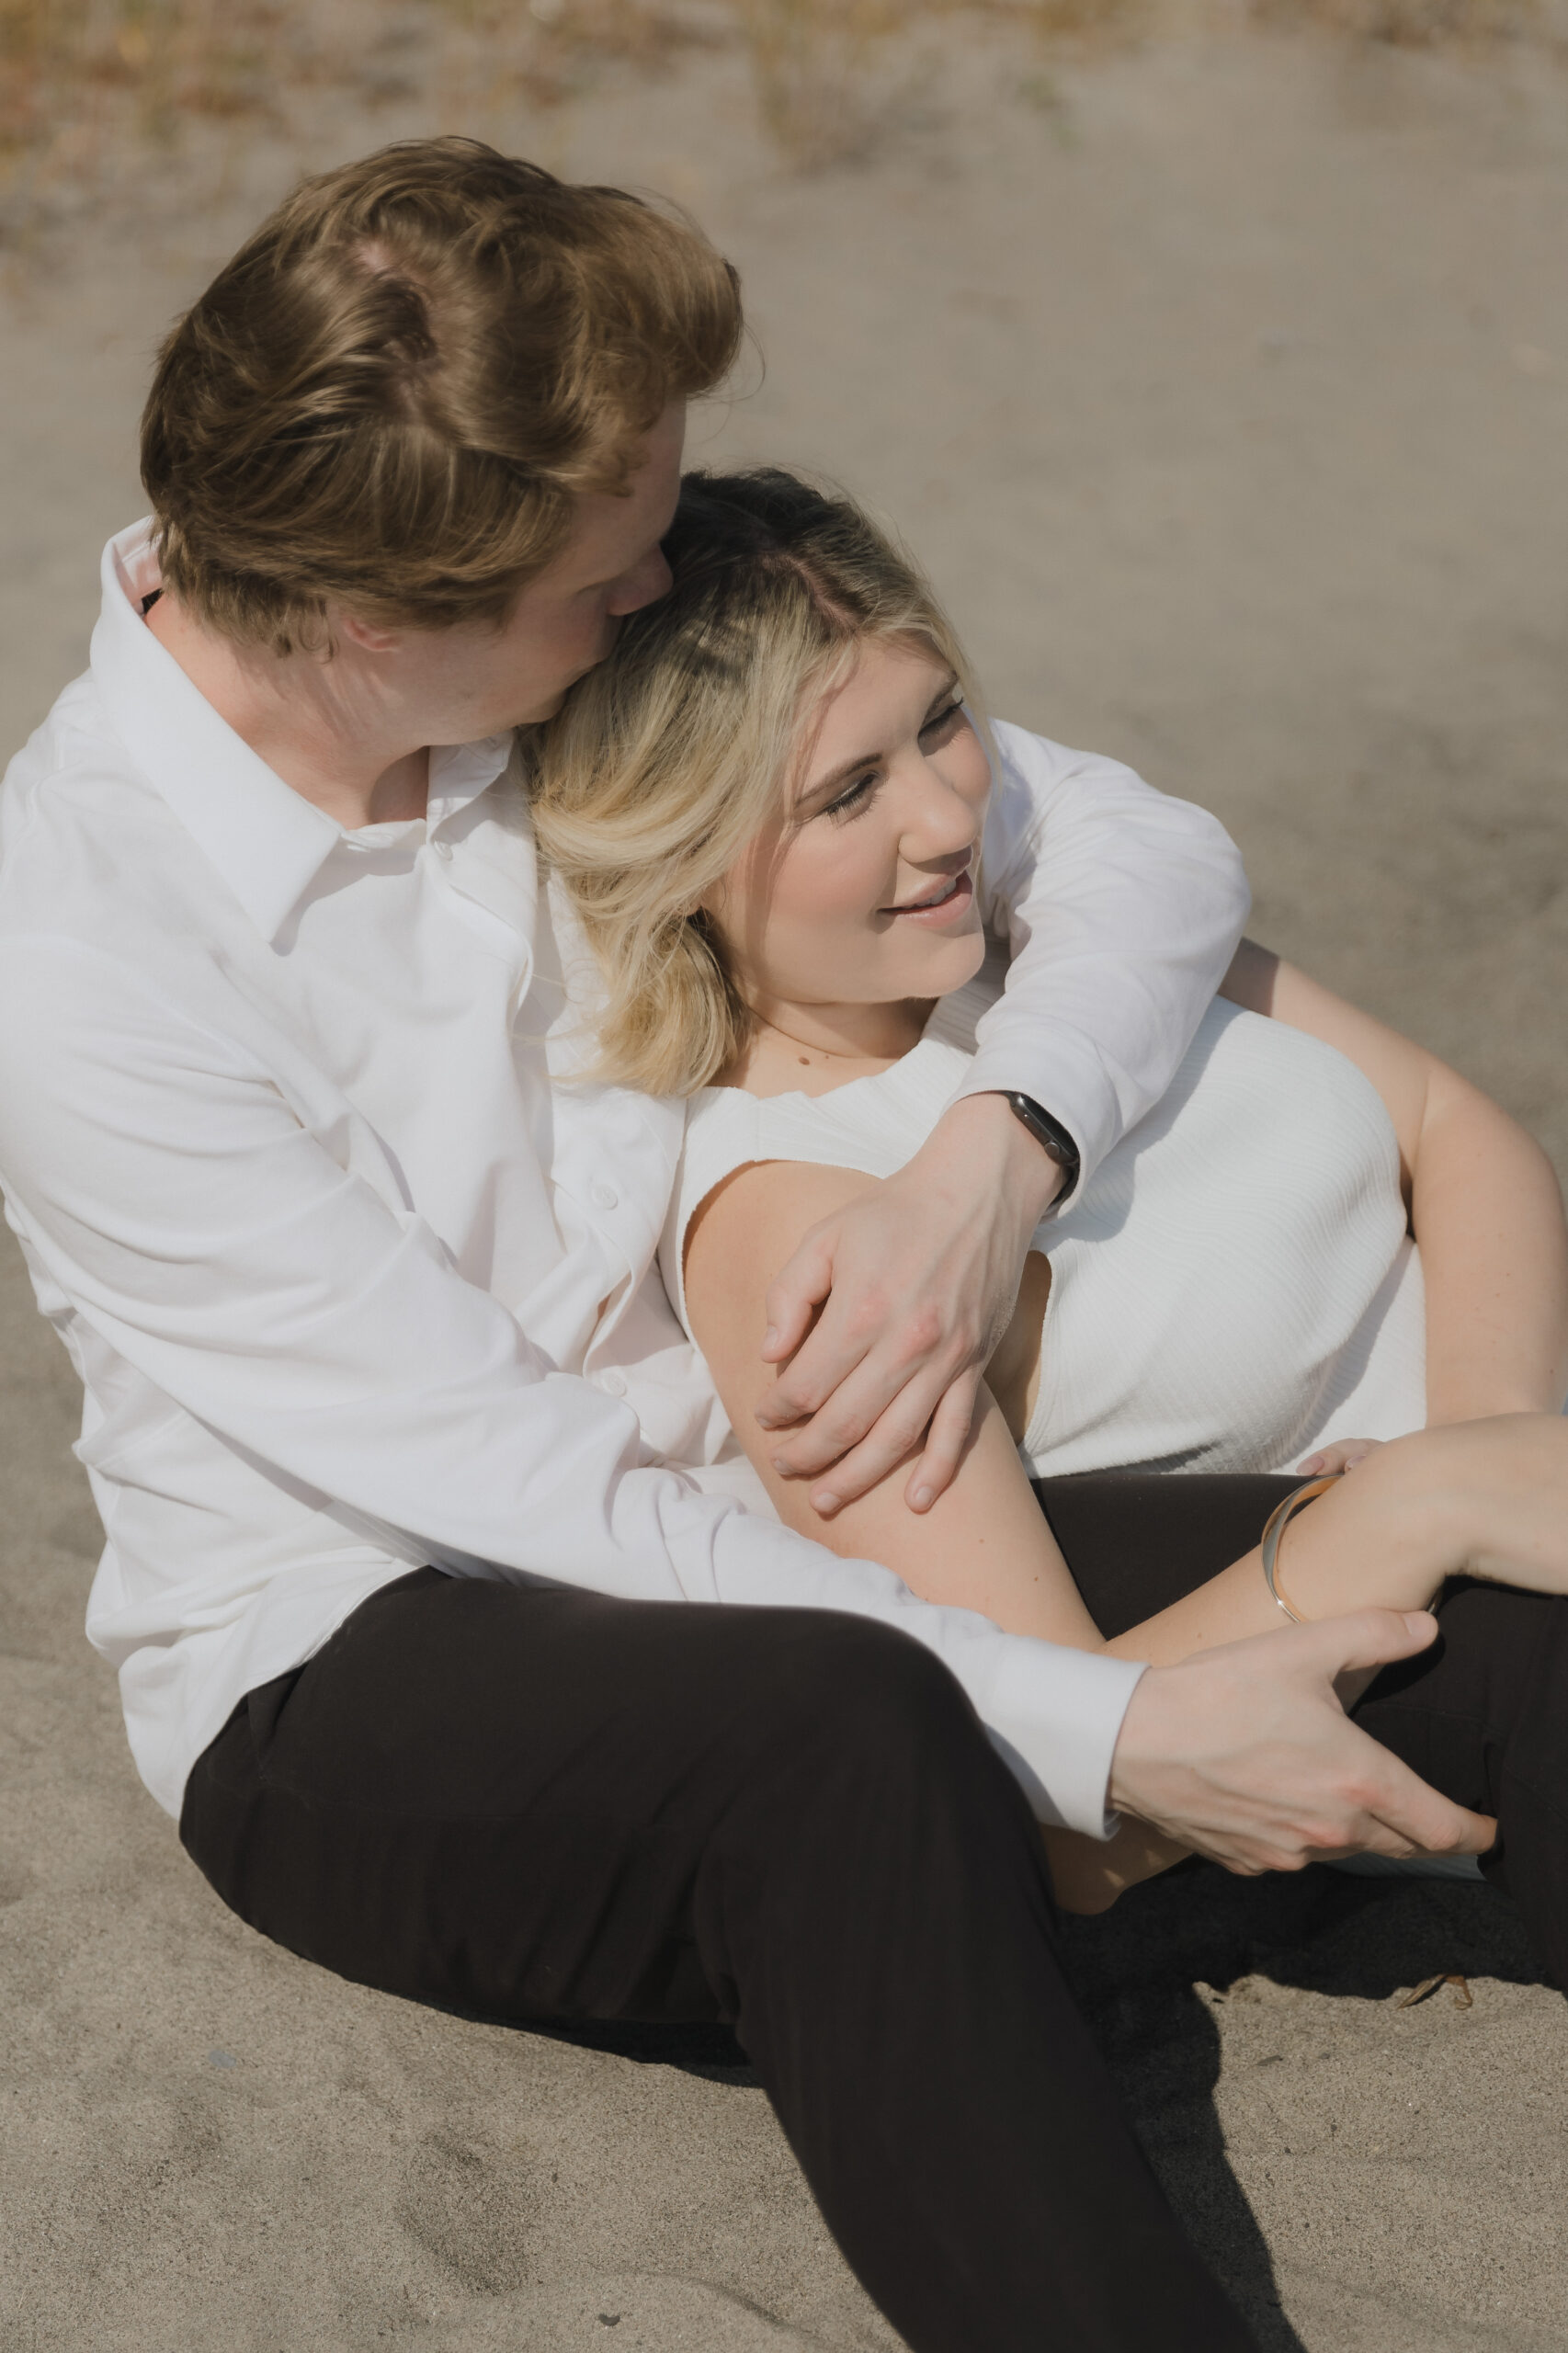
[{"x1": 3, "y1": 21, "x2": 1568, "y2": 2350}]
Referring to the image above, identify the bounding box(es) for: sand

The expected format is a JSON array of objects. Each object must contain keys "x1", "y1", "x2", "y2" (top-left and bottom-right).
[{"x1": 2, "y1": 21, "x2": 1567, "y2": 2349}]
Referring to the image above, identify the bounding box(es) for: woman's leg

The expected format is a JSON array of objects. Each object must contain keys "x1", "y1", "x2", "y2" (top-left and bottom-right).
[
  {"x1": 1353, "y1": 1580, "x2": 1568, "y2": 1985},
  {"x1": 1037, "y1": 1471, "x2": 1568, "y2": 1989},
  {"x1": 180, "y1": 1567, "x2": 1256, "y2": 2353}
]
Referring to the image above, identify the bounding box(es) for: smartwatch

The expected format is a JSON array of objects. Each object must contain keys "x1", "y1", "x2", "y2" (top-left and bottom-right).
[{"x1": 1001, "y1": 1093, "x2": 1080, "y2": 1204}]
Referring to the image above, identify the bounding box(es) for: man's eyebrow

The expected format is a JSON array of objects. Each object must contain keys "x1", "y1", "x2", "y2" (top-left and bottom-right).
[{"x1": 797, "y1": 675, "x2": 960, "y2": 805}]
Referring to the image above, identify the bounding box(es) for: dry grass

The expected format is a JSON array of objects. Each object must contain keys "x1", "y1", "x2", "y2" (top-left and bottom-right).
[
  {"x1": 0, "y1": 0, "x2": 1126, "y2": 239},
  {"x1": 737, "y1": 0, "x2": 1138, "y2": 168},
  {"x1": 1257, "y1": 0, "x2": 1540, "y2": 43},
  {"x1": 0, "y1": 0, "x2": 714, "y2": 225},
  {"x1": 0, "y1": 1, "x2": 688, "y2": 147},
  {"x1": 0, "y1": 0, "x2": 1551, "y2": 243},
  {"x1": 0, "y1": 0, "x2": 275, "y2": 150}
]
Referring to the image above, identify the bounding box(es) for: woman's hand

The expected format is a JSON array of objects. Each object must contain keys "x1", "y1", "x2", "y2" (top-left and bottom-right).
[
  {"x1": 1297, "y1": 1438, "x2": 1385, "y2": 1477},
  {"x1": 755, "y1": 1093, "x2": 1063, "y2": 1514}
]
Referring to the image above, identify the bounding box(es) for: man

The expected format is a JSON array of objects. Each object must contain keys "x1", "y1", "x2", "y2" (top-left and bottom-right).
[{"x1": 0, "y1": 140, "x2": 1499, "y2": 2352}]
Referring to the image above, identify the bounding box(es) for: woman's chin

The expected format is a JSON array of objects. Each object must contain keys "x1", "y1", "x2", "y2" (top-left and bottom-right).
[
  {"x1": 791, "y1": 924, "x2": 986, "y2": 1016},
  {"x1": 863, "y1": 927, "x2": 985, "y2": 1008},
  {"x1": 918, "y1": 926, "x2": 988, "y2": 996}
]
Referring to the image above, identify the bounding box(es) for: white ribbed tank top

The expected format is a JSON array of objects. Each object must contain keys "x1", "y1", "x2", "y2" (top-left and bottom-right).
[{"x1": 659, "y1": 967, "x2": 1427, "y2": 1479}]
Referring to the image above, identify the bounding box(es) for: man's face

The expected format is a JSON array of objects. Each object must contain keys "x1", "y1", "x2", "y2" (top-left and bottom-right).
[{"x1": 377, "y1": 403, "x2": 687, "y2": 741}]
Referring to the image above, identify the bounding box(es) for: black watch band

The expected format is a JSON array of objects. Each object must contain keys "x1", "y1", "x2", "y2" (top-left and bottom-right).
[{"x1": 1002, "y1": 1093, "x2": 1080, "y2": 1202}]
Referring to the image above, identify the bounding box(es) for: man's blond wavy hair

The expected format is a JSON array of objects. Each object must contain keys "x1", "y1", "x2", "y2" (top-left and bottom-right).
[
  {"x1": 527, "y1": 468, "x2": 977, "y2": 1098},
  {"x1": 141, "y1": 138, "x2": 742, "y2": 654}
]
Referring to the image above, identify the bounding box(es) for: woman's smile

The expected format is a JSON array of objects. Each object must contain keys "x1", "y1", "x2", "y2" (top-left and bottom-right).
[{"x1": 883, "y1": 863, "x2": 975, "y2": 925}]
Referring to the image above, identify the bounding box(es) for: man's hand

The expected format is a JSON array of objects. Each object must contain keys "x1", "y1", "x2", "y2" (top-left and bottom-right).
[
  {"x1": 756, "y1": 1094, "x2": 1062, "y2": 1516},
  {"x1": 1109, "y1": 1608, "x2": 1496, "y2": 1874}
]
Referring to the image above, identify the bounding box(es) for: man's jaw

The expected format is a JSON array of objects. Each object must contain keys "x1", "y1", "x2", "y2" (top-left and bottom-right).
[{"x1": 513, "y1": 635, "x2": 619, "y2": 728}]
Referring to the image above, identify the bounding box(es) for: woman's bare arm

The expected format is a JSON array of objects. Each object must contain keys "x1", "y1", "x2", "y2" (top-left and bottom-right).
[
  {"x1": 684, "y1": 1152, "x2": 1463, "y2": 1662},
  {"x1": 1221, "y1": 940, "x2": 1568, "y2": 1427},
  {"x1": 684, "y1": 1158, "x2": 1104, "y2": 1649}
]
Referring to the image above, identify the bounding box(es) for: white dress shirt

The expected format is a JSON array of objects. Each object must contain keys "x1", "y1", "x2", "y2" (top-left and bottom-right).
[{"x1": 0, "y1": 521, "x2": 1249, "y2": 1831}]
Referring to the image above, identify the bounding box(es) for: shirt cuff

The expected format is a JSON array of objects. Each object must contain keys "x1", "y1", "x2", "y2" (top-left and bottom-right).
[{"x1": 981, "y1": 1638, "x2": 1148, "y2": 1836}]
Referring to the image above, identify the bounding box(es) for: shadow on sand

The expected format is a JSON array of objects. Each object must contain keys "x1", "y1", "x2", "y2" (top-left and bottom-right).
[
  {"x1": 1058, "y1": 1862, "x2": 1551, "y2": 2350},
  {"x1": 467, "y1": 1863, "x2": 1550, "y2": 2349}
]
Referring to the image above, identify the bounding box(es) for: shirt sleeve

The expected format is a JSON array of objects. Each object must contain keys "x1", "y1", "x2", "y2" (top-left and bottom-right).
[
  {"x1": 0, "y1": 935, "x2": 1142, "y2": 1836},
  {"x1": 963, "y1": 722, "x2": 1251, "y2": 1191}
]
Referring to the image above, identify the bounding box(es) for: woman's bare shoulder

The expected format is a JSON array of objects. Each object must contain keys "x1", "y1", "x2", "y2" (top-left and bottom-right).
[{"x1": 685, "y1": 1157, "x2": 885, "y2": 1341}]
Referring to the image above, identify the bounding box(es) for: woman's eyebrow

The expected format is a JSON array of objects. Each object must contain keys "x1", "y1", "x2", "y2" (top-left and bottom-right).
[
  {"x1": 798, "y1": 677, "x2": 960, "y2": 806},
  {"x1": 801, "y1": 745, "x2": 888, "y2": 802}
]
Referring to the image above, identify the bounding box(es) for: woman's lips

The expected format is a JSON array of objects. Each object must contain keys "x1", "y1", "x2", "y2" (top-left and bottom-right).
[{"x1": 883, "y1": 869, "x2": 974, "y2": 926}]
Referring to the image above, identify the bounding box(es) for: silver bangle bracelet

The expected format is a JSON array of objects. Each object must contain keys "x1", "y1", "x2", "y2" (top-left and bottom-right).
[{"x1": 1259, "y1": 1472, "x2": 1345, "y2": 1623}]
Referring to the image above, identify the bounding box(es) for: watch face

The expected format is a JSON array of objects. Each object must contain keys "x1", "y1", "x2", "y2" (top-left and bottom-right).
[{"x1": 1009, "y1": 1093, "x2": 1077, "y2": 1169}]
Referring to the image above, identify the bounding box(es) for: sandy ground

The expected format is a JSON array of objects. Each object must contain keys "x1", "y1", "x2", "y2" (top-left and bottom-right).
[{"x1": 3, "y1": 20, "x2": 1568, "y2": 2350}]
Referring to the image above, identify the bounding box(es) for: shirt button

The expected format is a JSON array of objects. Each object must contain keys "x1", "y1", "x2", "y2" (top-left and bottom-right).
[
  {"x1": 590, "y1": 1182, "x2": 619, "y2": 1211},
  {"x1": 601, "y1": 1370, "x2": 628, "y2": 1397}
]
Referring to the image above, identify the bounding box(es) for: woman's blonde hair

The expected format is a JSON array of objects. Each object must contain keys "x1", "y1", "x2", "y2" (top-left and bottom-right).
[{"x1": 527, "y1": 467, "x2": 976, "y2": 1097}]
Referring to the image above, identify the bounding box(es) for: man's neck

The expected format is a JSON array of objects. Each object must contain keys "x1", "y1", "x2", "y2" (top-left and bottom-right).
[{"x1": 145, "y1": 593, "x2": 430, "y2": 831}]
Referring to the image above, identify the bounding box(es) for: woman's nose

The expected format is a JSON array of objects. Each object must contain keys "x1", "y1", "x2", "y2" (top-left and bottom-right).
[{"x1": 900, "y1": 763, "x2": 980, "y2": 861}]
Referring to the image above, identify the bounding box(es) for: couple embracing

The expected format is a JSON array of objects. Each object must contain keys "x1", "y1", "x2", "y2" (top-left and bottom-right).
[{"x1": 6, "y1": 138, "x2": 1567, "y2": 2351}]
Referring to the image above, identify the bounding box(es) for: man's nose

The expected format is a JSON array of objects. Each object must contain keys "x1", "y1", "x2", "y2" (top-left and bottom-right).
[{"x1": 607, "y1": 546, "x2": 674, "y2": 618}]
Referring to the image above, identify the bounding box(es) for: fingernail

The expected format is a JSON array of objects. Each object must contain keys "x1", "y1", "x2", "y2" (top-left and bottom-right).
[
  {"x1": 812, "y1": 1491, "x2": 839, "y2": 1516},
  {"x1": 772, "y1": 1458, "x2": 790, "y2": 1476},
  {"x1": 761, "y1": 1326, "x2": 779, "y2": 1353},
  {"x1": 912, "y1": 1487, "x2": 934, "y2": 1512}
]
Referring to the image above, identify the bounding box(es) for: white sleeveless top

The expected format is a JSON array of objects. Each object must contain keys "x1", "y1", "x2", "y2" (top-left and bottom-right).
[{"x1": 658, "y1": 961, "x2": 1427, "y2": 1480}]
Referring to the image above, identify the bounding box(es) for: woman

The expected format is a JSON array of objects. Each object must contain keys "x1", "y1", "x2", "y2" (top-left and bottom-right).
[{"x1": 528, "y1": 467, "x2": 1568, "y2": 1906}]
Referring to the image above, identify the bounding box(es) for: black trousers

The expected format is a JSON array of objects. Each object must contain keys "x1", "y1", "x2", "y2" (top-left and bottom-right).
[
  {"x1": 1039, "y1": 1472, "x2": 1568, "y2": 1984},
  {"x1": 179, "y1": 1475, "x2": 1568, "y2": 2352}
]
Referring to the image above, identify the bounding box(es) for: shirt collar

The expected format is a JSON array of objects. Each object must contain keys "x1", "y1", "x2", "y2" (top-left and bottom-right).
[
  {"x1": 89, "y1": 520, "x2": 513, "y2": 945},
  {"x1": 427, "y1": 736, "x2": 515, "y2": 833}
]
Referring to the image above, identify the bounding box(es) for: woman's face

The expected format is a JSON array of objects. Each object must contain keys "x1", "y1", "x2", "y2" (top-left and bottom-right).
[{"x1": 710, "y1": 639, "x2": 991, "y2": 1017}]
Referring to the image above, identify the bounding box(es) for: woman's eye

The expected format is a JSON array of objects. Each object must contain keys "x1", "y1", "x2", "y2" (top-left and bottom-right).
[
  {"x1": 919, "y1": 699, "x2": 965, "y2": 744},
  {"x1": 822, "y1": 772, "x2": 877, "y2": 824}
]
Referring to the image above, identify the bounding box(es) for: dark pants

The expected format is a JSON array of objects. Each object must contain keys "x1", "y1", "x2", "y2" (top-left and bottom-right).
[
  {"x1": 1041, "y1": 1472, "x2": 1568, "y2": 1984},
  {"x1": 179, "y1": 1475, "x2": 1568, "y2": 2352}
]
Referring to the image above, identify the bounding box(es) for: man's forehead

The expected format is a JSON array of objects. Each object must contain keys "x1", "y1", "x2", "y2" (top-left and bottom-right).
[{"x1": 551, "y1": 415, "x2": 684, "y2": 585}]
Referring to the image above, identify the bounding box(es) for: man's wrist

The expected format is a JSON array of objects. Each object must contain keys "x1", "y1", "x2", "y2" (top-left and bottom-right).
[
  {"x1": 998, "y1": 1092, "x2": 1081, "y2": 1207},
  {"x1": 986, "y1": 1093, "x2": 1067, "y2": 1222},
  {"x1": 1104, "y1": 1662, "x2": 1173, "y2": 1823}
]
